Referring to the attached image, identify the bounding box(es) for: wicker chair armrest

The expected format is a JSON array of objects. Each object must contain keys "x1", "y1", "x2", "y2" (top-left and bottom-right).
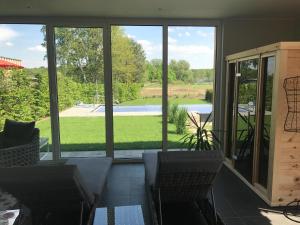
[{"x1": 0, "y1": 140, "x2": 38, "y2": 152}]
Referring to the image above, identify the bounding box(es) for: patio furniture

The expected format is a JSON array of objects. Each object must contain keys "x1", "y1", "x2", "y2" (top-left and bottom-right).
[
  {"x1": 143, "y1": 150, "x2": 224, "y2": 225},
  {"x1": 0, "y1": 157, "x2": 112, "y2": 225},
  {"x1": 0, "y1": 119, "x2": 40, "y2": 168}
]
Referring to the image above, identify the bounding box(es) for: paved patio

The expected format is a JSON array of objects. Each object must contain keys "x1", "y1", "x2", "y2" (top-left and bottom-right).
[{"x1": 40, "y1": 149, "x2": 163, "y2": 160}]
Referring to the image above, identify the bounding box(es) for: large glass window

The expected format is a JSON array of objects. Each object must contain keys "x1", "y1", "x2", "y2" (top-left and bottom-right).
[
  {"x1": 167, "y1": 26, "x2": 215, "y2": 150},
  {"x1": 0, "y1": 24, "x2": 52, "y2": 160},
  {"x1": 258, "y1": 56, "x2": 275, "y2": 188},
  {"x1": 234, "y1": 59, "x2": 259, "y2": 182},
  {"x1": 111, "y1": 26, "x2": 162, "y2": 159},
  {"x1": 54, "y1": 27, "x2": 106, "y2": 157}
]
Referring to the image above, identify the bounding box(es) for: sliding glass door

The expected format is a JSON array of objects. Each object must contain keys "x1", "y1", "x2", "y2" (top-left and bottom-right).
[
  {"x1": 0, "y1": 24, "x2": 53, "y2": 160},
  {"x1": 54, "y1": 27, "x2": 106, "y2": 157},
  {"x1": 233, "y1": 59, "x2": 259, "y2": 182},
  {"x1": 257, "y1": 56, "x2": 275, "y2": 188},
  {"x1": 167, "y1": 26, "x2": 216, "y2": 150},
  {"x1": 111, "y1": 26, "x2": 163, "y2": 159}
]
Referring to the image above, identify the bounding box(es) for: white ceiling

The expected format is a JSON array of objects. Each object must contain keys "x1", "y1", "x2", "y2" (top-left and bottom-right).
[{"x1": 1, "y1": 0, "x2": 300, "y2": 19}]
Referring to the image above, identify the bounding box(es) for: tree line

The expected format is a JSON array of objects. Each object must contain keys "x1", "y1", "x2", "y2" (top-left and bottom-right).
[{"x1": 49, "y1": 27, "x2": 214, "y2": 84}]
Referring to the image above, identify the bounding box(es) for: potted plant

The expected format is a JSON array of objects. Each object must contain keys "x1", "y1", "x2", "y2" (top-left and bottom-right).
[{"x1": 181, "y1": 112, "x2": 222, "y2": 151}]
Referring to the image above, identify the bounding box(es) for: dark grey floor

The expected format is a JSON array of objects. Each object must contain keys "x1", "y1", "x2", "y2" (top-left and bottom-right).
[{"x1": 100, "y1": 164, "x2": 296, "y2": 225}]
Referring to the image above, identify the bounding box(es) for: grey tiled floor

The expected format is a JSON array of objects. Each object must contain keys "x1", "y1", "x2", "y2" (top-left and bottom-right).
[
  {"x1": 100, "y1": 164, "x2": 152, "y2": 225},
  {"x1": 99, "y1": 164, "x2": 299, "y2": 225}
]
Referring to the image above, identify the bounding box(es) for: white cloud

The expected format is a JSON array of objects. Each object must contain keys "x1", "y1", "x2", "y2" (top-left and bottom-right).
[
  {"x1": 168, "y1": 37, "x2": 177, "y2": 44},
  {"x1": 168, "y1": 27, "x2": 174, "y2": 32},
  {"x1": 169, "y1": 44, "x2": 214, "y2": 68},
  {"x1": 178, "y1": 33, "x2": 183, "y2": 37},
  {"x1": 197, "y1": 30, "x2": 213, "y2": 37},
  {"x1": 127, "y1": 34, "x2": 136, "y2": 39},
  {"x1": 169, "y1": 44, "x2": 213, "y2": 55},
  {"x1": 0, "y1": 25, "x2": 18, "y2": 42},
  {"x1": 185, "y1": 31, "x2": 191, "y2": 37},
  {"x1": 28, "y1": 45, "x2": 46, "y2": 52},
  {"x1": 136, "y1": 39, "x2": 162, "y2": 59},
  {"x1": 5, "y1": 42, "x2": 13, "y2": 46}
]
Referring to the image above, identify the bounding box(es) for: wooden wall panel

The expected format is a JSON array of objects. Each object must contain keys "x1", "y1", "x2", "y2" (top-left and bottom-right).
[{"x1": 271, "y1": 49, "x2": 300, "y2": 206}]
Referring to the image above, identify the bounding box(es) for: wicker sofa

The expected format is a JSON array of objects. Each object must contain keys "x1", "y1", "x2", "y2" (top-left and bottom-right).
[
  {"x1": 0, "y1": 128, "x2": 40, "y2": 167},
  {"x1": 143, "y1": 150, "x2": 224, "y2": 225}
]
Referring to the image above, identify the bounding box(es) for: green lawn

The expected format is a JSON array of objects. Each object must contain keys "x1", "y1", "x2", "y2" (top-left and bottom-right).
[
  {"x1": 36, "y1": 116, "x2": 185, "y2": 152},
  {"x1": 120, "y1": 97, "x2": 208, "y2": 105}
]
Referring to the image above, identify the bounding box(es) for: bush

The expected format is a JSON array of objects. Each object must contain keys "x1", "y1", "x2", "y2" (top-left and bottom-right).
[
  {"x1": 205, "y1": 89, "x2": 213, "y2": 103},
  {"x1": 168, "y1": 103, "x2": 179, "y2": 123},
  {"x1": 113, "y1": 83, "x2": 141, "y2": 103},
  {"x1": 175, "y1": 107, "x2": 188, "y2": 134}
]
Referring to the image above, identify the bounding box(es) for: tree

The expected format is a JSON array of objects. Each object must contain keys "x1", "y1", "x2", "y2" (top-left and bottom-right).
[
  {"x1": 43, "y1": 26, "x2": 146, "y2": 85},
  {"x1": 129, "y1": 39, "x2": 146, "y2": 83},
  {"x1": 169, "y1": 59, "x2": 193, "y2": 82},
  {"x1": 54, "y1": 28, "x2": 104, "y2": 83}
]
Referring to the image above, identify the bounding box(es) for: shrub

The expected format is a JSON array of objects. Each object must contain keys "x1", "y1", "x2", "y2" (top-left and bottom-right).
[
  {"x1": 113, "y1": 83, "x2": 141, "y2": 103},
  {"x1": 168, "y1": 103, "x2": 179, "y2": 123},
  {"x1": 175, "y1": 107, "x2": 188, "y2": 134},
  {"x1": 205, "y1": 89, "x2": 213, "y2": 103}
]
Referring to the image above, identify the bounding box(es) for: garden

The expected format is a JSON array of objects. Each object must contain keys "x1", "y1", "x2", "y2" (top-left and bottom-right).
[{"x1": 0, "y1": 27, "x2": 215, "y2": 152}]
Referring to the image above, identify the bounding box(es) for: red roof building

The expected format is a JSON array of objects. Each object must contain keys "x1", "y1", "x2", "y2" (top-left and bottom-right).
[{"x1": 0, "y1": 56, "x2": 23, "y2": 69}]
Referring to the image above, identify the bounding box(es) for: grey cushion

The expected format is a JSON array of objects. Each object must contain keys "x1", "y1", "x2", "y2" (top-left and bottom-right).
[
  {"x1": 143, "y1": 152, "x2": 158, "y2": 186},
  {"x1": 0, "y1": 164, "x2": 94, "y2": 208},
  {"x1": 66, "y1": 157, "x2": 112, "y2": 200}
]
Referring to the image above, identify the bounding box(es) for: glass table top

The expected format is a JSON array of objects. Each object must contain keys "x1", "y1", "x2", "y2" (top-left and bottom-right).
[{"x1": 93, "y1": 205, "x2": 145, "y2": 225}]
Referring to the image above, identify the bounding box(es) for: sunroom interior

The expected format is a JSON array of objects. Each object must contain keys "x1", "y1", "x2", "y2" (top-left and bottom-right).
[{"x1": 1, "y1": 0, "x2": 300, "y2": 224}]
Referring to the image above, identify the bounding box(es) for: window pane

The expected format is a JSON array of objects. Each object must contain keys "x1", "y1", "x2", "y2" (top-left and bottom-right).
[
  {"x1": 167, "y1": 26, "x2": 215, "y2": 151},
  {"x1": 258, "y1": 56, "x2": 275, "y2": 187},
  {"x1": 234, "y1": 59, "x2": 259, "y2": 182},
  {"x1": 111, "y1": 26, "x2": 162, "y2": 159},
  {"x1": 54, "y1": 27, "x2": 106, "y2": 158},
  {"x1": 0, "y1": 24, "x2": 52, "y2": 160}
]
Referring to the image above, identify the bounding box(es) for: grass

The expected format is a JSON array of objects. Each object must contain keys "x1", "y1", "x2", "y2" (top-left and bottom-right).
[
  {"x1": 36, "y1": 116, "x2": 185, "y2": 152},
  {"x1": 119, "y1": 97, "x2": 208, "y2": 105}
]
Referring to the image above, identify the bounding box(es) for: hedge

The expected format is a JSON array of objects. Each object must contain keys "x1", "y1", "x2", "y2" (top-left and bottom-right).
[{"x1": 0, "y1": 68, "x2": 140, "y2": 129}]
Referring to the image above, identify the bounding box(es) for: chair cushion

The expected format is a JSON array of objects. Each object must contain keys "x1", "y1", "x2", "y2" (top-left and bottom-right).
[
  {"x1": 3, "y1": 119, "x2": 35, "y2": 147},
  {"x1": 143, "y1": 152, "x2": 158, "y2": 187},
  {"x1": 0, "y1": 164, "x2": 94, "y2": 208},
  {"x1": 66, "y1": 157, "x2": 112, "y2": 202}
]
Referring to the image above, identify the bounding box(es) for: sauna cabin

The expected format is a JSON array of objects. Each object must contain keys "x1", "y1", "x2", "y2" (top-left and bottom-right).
[{"x1": 224, "y1": 42, "x2": 300, "y2": 206}]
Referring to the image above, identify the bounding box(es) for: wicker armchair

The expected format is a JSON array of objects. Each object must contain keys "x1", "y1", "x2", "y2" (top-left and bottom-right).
[{"x1": 0, "y1": 128, "x2": 40, "y2": 167}]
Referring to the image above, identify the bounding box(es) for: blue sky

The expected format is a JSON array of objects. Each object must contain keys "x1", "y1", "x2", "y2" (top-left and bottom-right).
[
  {"x1": 124, "y1": 26, "x2": 215, "y2": 69},
  {"x1": 0, "y1": 24, "x2": 215, "y2": 69}
]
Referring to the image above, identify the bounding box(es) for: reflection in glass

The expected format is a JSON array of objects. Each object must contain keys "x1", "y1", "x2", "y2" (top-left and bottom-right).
[
  {"x1": 226, "y1": 63, "x2": 236, "y2": 158},
  {"x1": 234, "y1": 59, "x2": 259, "y2": 182},
  {"x1": 258, "y1": 56, "x2": 275, "y2": 188},
  {"x1": 93, "y1": 205, "x2": 145, "y2": 225}
]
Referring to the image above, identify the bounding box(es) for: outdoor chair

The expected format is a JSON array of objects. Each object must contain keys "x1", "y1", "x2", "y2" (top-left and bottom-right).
[
  {"x1": 143, "y1": 150, "x2": 224, "y2": 225},
  {"x1": 0, "y1": 119, "x2": 40, "y2": 167},
  {"x1": 0, "y1": 163, "x2": 100, "y2": 225}
]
